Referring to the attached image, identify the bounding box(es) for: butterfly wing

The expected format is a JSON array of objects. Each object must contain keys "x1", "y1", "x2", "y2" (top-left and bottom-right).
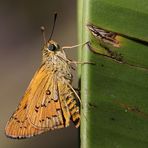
[
  {"x1": 27, "y1": 73, "x2": 80, "y2": 129},
  {"x1": 57, "y1": 80, "x2": 80, "y2": 128},
  {"x1": 5, "y1": 102, "x2": 45, "y2": 139},
  {"x1": 5, "y1": 62, "x2": 80, "y2": 139},
  {"x1": 5, "y1": 64, "x2": 50, "y2": 138},
  {"x1": 27, "y1": 73, "x2": 66, "y2": 129}
]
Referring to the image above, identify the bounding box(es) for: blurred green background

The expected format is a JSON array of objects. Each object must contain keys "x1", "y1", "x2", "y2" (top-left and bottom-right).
[{"x1": 0, "y1": 0, "x2": 79, "y2": 148}]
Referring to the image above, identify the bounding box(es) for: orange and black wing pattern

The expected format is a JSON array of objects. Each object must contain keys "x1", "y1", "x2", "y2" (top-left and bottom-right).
[{"x1": 5, "y1": 64, "x2": 80, "y2": 139}]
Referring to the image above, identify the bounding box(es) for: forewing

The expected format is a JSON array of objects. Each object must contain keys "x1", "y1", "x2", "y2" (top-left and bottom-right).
[
  {"x1": 5, "y1": 103, "x2": 45, "y2": 139},
  {"x1": 27, "y1": 75, "x2": 80, "y2": 129},
  {"x1": 5, "y1": 64, "x2": 49, "y2": 138},
  {"x1": 5, "y1": 63, "x2": 80, "y2": 139},
  {"x1": 27, "y1": 73, "x2": 66, "y2": 129}
]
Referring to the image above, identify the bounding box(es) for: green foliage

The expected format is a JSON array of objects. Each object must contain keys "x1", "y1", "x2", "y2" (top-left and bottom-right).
[{"x1": 78, "y1": 0, "x2": 148, "y2": 148}]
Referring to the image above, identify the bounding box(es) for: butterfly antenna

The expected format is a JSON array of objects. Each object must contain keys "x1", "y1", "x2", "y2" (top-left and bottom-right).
[
  {"x1": 40, "y1": 26, "x2": 46, "y2": 44},
  {"x1": 49, "y1": 12, "x2": 57, "y2": 40}
]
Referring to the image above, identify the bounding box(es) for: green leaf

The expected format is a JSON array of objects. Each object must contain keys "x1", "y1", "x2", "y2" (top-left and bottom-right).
[{"x1": 78, "y1": 0, "x2": 148, "y2": 148}]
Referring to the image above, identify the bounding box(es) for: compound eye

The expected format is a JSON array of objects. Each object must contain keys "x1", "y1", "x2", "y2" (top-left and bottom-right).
[{"x1": 48, "y1": 44, "x2": 56, "y2": 51}]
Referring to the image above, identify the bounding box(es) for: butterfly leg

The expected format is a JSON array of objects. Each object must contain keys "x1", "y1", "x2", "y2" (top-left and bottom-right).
[
  {"x1": 62, "y1": 41, "x2": 89, "y2": 52},
  {"x1": 73, "y1": 87, "x2": 80, "y2": 92},
  {"x1": 69, "y1": 61, "x2": 95, "y2": 65},
  {"x1": 57, "y1": 54, "x2": 95, "y2": 66},
  {"x1": 59, "y1": 42, "x2": 95, "y2": 65}
]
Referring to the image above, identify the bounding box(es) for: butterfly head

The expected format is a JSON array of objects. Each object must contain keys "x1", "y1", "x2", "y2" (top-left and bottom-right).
[{"x1": 46, "y1": 40, "x2": 60, "y2": 52}]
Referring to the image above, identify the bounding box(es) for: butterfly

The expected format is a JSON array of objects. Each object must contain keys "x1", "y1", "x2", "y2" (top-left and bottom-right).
[{"x1": 5, "y1": 13, "x2": 80, "y2": 139}]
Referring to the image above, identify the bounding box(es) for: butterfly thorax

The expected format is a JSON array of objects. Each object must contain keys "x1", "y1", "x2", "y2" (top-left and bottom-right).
[{"x1": 43, "y1": 49, "x2": 72, "y2": 81}]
